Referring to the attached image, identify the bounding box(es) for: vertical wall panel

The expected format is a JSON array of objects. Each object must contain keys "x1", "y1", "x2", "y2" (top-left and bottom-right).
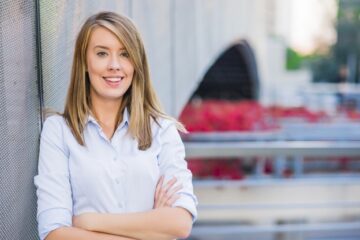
[
  {"x1": 131, "y1": 0, "x2": 173, "y2": 114},
  {"x1": 0, "y1": 1, "x2": 40, "y2": 239},
  {"x1": 173, "y1": 0, "x2": 198, "y2": 115}
]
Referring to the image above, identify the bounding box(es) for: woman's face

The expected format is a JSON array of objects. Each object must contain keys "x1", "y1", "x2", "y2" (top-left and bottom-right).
[{"x1": 86, "y1": 27, "x2": 134, "y2": 105}]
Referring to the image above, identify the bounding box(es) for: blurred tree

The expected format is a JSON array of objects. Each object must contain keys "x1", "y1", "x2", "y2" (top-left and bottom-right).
[
  {"x1": 311, "y1": 0, "x2": 360, "y2": 83},
  {"x1": 286, "y1": 47, "x2": 302, "y2": 70}
]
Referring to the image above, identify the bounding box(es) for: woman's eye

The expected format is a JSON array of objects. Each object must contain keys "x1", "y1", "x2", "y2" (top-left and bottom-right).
[
  {"x1": 120, "y1": 51, "x2": 130, "y2": 58},
  {"x1": 96, "y1": 52, "x2": 108, "y2": 57}
]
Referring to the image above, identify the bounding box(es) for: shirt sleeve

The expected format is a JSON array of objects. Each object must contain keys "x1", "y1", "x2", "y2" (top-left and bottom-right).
[
  {"x1": 157, "y1": 120, "x2": 198, "y2": 222},
  {"x1": 34, "y1": 116, "x2": 73, "y2": 240}
]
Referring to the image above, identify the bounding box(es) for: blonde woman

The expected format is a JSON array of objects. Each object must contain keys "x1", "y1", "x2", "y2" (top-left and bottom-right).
[{"x1": 34, "y1": 12, "x2": 197, "y2": 240}]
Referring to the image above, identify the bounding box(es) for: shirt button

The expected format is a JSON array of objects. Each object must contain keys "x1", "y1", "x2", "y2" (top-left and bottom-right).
[
  {"x1": 115, "y1": 178, "x2": 120, "y2": 184},
  {"x1": 118, "y1": 202, "x2": 123, "y2": 208},
  {"x1": 113, "y1": 157, "x2": 117, "y2": 161}
]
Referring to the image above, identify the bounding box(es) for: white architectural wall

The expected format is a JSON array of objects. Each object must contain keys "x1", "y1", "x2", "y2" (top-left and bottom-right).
[
  {"x1": 137, "y1": 0, "x2": 274, "y2": 116},
  {"x1": 41, "y1": 0, "x2": 296, "y2": 116}
]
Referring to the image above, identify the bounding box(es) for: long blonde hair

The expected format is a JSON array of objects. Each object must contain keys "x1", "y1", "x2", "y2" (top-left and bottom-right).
[{"x1": 63, "y1": 11, "x2": 186, "y2": 150}]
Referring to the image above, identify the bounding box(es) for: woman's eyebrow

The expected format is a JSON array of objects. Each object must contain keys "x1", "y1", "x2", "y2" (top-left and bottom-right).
[
  {"x1": 94, "y1": 45, "x2": 109, "y2": 49},
  {"x1": 94, "y1": 45, "x2": 126, "y2": 50}
]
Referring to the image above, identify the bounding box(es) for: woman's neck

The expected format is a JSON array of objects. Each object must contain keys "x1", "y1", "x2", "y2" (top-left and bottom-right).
[{"x1": 91, "y1": 98, "x2": 122, "y2": 128}]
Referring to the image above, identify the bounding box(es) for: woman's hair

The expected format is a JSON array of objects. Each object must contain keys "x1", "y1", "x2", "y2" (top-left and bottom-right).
[{"x1": 63, "y1": 11, "x2": 186, "y2": 150}]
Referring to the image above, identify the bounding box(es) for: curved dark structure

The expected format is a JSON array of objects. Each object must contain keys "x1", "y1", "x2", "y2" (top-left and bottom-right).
[{"x1": 191, "y1": 40, "x2": 260, "y2": 101}]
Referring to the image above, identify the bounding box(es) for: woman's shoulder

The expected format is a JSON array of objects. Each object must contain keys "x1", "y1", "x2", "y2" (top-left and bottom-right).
[
  {"x1": 151, "y1": 115, "x2": 180, "y2": 139},
  {"x1": 44, "y1": 114, "x2": 66, "y2": 125},
  {"x1": 42, "y1": 114, "x2": 68, "y2": 134},
  {"x1": 152, "y1": 115, "x2": 176, "y2": 130}
]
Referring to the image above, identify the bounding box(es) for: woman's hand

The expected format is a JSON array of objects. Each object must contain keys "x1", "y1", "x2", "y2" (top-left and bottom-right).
[
  {"x1": 73, "y1": 213, "x2": 97, "y2": 231},
  {"x1": 153, "y1": 176, "x2": 182, "y2": 209}
]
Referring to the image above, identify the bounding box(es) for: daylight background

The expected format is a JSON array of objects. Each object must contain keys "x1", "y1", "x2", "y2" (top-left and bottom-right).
[{"x1": 1, "y1": 1, "x2": 360, "y2": 239}]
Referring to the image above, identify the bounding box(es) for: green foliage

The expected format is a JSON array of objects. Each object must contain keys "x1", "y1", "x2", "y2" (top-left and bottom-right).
[
  {"x1": 286, "y1": 47, "x2": 303, "y2": 70},
  {"x1": 309, "y1": 0, "x2": 360, "y2": 83}
]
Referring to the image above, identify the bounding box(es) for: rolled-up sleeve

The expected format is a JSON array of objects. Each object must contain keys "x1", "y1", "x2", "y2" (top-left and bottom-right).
[
  {"x1": 157, "y1": 120, "x2": 198, "y2": 221},
  {"x1": 34, "y1": 116, "x2": 73, "y2": 240}
]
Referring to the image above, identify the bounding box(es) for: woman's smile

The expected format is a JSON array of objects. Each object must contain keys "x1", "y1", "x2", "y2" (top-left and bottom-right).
[{"x1": 103, "y1": 76, "x2": 124, "y2": 88}]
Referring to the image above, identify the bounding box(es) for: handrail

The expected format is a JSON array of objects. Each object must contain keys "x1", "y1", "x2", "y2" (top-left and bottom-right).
[
  {"x1": 185, "y1": 141, "x2": 360, "y2": 158},
  {"x1": 193, "y1": 176, "x2": 360, "y2": 187},
  {"x1": 199, "y1": 201, "x2": 360, "y2": 210},
  {"x1": 191, "y1": 221, "x2": 360, "y2": 235},
  {"x1": 185, "y1": 135, "x2": 360, "y2": 238}
]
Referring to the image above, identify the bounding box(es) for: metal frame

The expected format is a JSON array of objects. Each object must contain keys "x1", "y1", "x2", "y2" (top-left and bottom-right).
[
  {"x1": 191, "y1": 221, "x2": 360, "y2": 235},
  {"x1": 185, "y1": 141, "x2": 360, "y2": 158},
  {"x1": 185, "y1": 136, "x2": 360, "y2": 238},
  {"x1": 35, "y1": 0, "x2": 44, "y2": 127}
]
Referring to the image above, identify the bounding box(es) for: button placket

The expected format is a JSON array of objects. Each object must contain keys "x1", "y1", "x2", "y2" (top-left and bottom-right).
[
  {"x1": 115, "y1": 178, "x2": 120, "y2": 184},
  {"x1": 112, "y1": 159, "x2": 127, "y2": 210},
  {"x1": 115, "y1": 183, "x2": 125, "y2": 209},
  {"x1": 112, "y1": 173, "x2": 123, "y2": 209},
  {"x1": 111, "y1": 137, "x2": 128, "y2": 210},
  {"x1": 111, "y1": 140, "x2": 118, "y2": 162}
]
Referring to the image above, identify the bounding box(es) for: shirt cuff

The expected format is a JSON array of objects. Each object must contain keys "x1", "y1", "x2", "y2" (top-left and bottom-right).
[
  {"x1": 172, "y1": 192, "x2": 198, "y2": 222},
  {"x1": 37, "y1": 208, "x2": 72, "y2": 240}
]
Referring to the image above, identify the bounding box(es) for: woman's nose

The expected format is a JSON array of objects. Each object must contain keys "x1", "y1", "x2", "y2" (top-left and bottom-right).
[{"x1": 108, "y1": 58, "x2": 121, "y2": 71}]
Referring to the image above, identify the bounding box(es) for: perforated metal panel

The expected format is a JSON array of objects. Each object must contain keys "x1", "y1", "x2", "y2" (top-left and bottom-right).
[{"x1": 0, "y1": 1, "x2": 40, "y2": 240}]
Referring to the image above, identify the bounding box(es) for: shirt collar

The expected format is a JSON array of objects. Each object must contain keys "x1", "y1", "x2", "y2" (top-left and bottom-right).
[{"x1": 118, "y1": 107, "x2": 129, "y2": 129}]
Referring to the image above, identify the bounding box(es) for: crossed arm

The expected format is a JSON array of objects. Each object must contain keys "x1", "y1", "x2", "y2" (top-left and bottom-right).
[
  {"x1": 45, "y1": 177, "x2": 193, "y2": 240},
  {"x1": 73, "y1": 207, "x2": 192, "y2": 240},
  {"x1": 46, "y1": 208, "x2": 191, "y2": 240},
  {"x1": 46, "y1": 227, "x2": 135, "y2": 240}
]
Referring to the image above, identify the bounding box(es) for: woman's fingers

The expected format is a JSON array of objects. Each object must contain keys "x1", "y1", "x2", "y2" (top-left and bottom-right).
[
  {"x1": 159, "y1": 183, "x2": 182, "y2": 207},
  {"x1": 164, "y1": 177, "x2": 177, "y2": 191},
  {"x1": 154, "y1": 175, "x2": 164, "y2": 208},
  {"x1": 166, "y1": 192, "x2": 181, "y2": 206},
  {"x1": 155, "y1": 175, "x2": 164, "y2": 200},
  {"x1": 164, "y1": 184, "x2": 182, "y2": 206},
  {"x1": 157, "y1": 177, "x2": 177, "y2": 204},
  {"x1": 167, "y1": 184, "x2": 182, "y2": 198},
  {"x1": 154, "y1": 176, "x2": 183, "y2": 208}
]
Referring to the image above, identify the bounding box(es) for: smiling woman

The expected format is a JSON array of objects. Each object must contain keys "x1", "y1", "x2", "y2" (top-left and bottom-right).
[
  {"x1": 34, "y1": 12, "x2": 197, "y2": 240},
  {"x1": 86, "y1": 27, "x2": 134, "y2": 105}
]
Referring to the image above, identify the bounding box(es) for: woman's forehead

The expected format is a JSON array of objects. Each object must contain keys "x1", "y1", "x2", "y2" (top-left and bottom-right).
[{"x1": 88, "y1": 27, "x2": 125, "y2": 49}]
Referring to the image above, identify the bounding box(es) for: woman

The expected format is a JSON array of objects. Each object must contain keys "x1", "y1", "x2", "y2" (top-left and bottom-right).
[{"x1": 34, "y1": 11, "x2": 197, "y2": 240}]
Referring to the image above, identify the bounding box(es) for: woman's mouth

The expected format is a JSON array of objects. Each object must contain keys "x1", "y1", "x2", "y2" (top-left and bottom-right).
[{"x1": 103, "y1": 76, "x2": 124, "y2": 88}]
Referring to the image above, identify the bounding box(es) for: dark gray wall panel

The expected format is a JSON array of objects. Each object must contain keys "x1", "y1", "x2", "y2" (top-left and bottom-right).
[{"x1": 0, "y1": 1, "x2": 40, "y2": 239}]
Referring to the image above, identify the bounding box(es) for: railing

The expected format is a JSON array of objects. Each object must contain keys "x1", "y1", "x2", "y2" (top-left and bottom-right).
[
  {"x1": 185, "y1": 141, "x2": 360, "y2": 158},
  {"x1": 190, "y1": 221, "x2": 360, "y2": 239},
  {"x1": 185, "y1": 140, "x2": 360, "y2": 179},
  {"x1": 184, "y1": 126, "x2": 360, "y2": 240}
]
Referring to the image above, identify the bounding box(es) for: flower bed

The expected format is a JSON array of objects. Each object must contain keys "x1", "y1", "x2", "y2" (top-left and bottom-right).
[
  {"x1": 179, "y1": 100, "x2": 328, "y2": 133},
  {"x1": 179, "y1": 100, "x2": 359, "y2": 179}
]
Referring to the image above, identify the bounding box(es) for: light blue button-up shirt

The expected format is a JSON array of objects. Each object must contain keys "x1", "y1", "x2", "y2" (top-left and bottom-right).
[{"x1": 34, "y1": 108, "x2": 198, "y2": 240}]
